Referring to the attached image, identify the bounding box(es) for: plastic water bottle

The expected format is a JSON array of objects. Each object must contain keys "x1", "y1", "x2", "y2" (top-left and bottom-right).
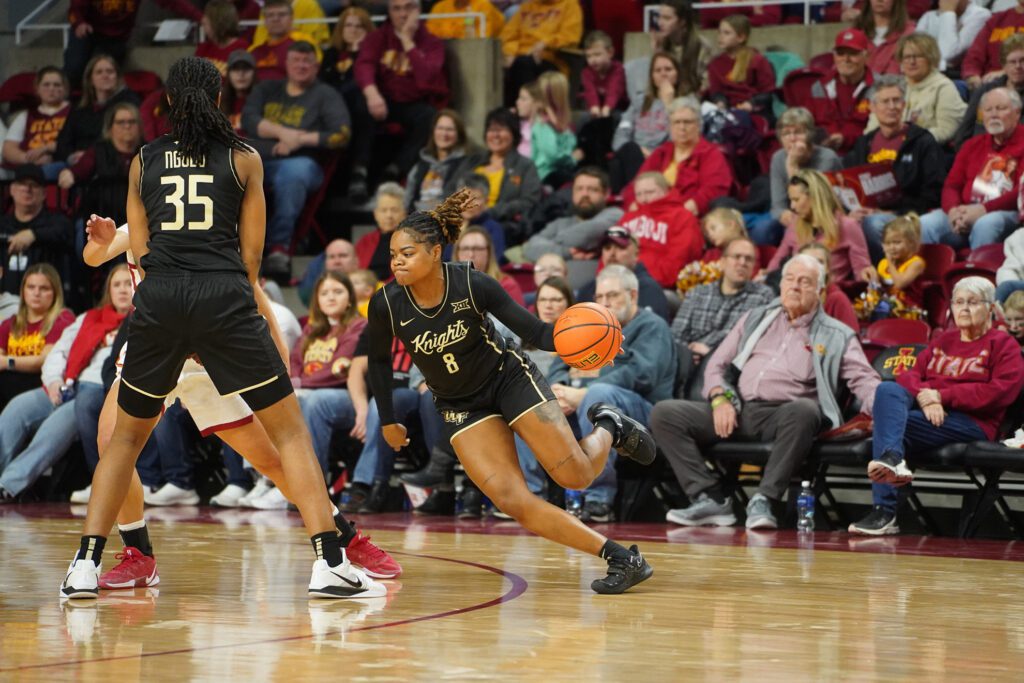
[
  {"x1": 565, "y1": 489, "x2": 583, "y2": 517},
  {"x1": 797, "y1": 481, "x2": 815, "y2": 532}
]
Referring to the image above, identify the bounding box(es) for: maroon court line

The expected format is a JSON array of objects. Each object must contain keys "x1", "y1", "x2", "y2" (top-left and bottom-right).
[{"x1": 1, "y1": 552, "x2": 529, "y2": 673}]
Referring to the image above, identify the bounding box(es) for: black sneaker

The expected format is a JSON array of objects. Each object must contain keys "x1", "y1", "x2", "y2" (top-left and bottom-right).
[
  {"x1": 586, "y1": 402, "x2": 656, "y2": 465},
  {"x1": 580, "y1": 501, "x2": 615, "y2": 523},
  {"x1": 337, "y1": 484, "x2": 369, "y2": 513},
  {"x1": 358, "y1": 481, "x2": 390, "y2": 514},
  {"x1": 591, "y1": 545, "x2": 653, "y2": 594},
  {"x1": 458, "y1": 486, "x2": 483, "y2": 519},
  {"x1": 413, "y1": 489, "x2": 455, "y2": 516},
  {"x1": 848, "y1": 506, "x2": 900, "y2": 536}
]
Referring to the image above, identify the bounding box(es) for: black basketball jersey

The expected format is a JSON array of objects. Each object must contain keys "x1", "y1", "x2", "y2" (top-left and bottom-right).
[
  {"x1": 378, "y1": 262, "x2": 508, "y2": 400},
  {"x1": 137, "y1": 135, "x2": 247, "y2": 274}
]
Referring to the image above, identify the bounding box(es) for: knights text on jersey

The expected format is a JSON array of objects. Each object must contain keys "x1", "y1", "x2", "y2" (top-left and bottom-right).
[
  {"x1": 137, "y1": 135, "x2": 248, "y2": 274},
  {"x1": 379, "y1": 262, "x2": 508, "y2": 400}
]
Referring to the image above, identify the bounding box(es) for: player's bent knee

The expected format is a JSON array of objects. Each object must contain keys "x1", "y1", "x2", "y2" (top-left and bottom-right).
[{"x1": 240, "y1": 374, "x2": 293, "y2": 412}]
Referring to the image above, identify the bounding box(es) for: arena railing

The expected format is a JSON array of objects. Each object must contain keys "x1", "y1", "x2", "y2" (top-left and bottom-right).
[{"x1": 643, "y1": 1, "x2": 831, "y2": 30}]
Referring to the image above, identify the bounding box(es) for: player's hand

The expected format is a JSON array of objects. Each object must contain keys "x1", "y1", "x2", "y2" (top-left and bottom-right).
[
  {"x1": 46, "y1": 380, "x2": 63, "y2": 406},
  {"x1": 7, "y1": 229, "x2": 36, "y2": 254},
  {"x1": 350, "y1": 407, "x2": 368, "y2": 442},
  {"x1": 86, "y1": 214, "x2": 117, "y2": 246},
  {"x1": 712, "y1": 401, "x2": 737, "y2": 439},
  {"x1": 382, "y1": 423, "x2": 409, "y2": 451}
]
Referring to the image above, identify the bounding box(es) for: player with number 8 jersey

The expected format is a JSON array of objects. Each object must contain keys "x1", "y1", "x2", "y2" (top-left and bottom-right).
[{"x1": 367, "y1": 189, "x2": 658, "y2": 594}]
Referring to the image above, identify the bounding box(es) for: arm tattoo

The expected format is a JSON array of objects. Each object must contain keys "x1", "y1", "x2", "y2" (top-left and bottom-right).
[{"x1": 534, "y1": 400, "x2": 562, "y2": 424}]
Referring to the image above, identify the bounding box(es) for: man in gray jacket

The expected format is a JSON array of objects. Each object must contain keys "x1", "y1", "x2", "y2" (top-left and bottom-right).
[
  {"x1": 651, "y1": 255, "x2": 880, "y2": 530},
  {"x1": 544, "y1": 264, "x2": 677, "y2": 522},
  {"x1": 522, "y1": 167, "x2": 623, "y2": 262}
]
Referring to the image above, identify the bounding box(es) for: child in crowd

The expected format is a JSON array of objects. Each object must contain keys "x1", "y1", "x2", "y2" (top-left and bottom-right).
[
  {"x1": 515, "y1": 72, "x2": 577, "y2": 186},
  {"x1": 349, "y1": 269, "x2": 379, "y2": 319},
  {"x1": 1002, "y1": 291, "x2": 1024, "y2": 348},
  {"x1": 799, "y1": 242, "x2": 859, "y2": 332},
  {"x1": 861, "y1": 214, "x2": 926, "y2": 315},
  {"x1": 677, "y1": 207, "x2": 749, "y2": 295},
  {"x1": 581, "y1": 30, "x2": 627, "y2": 117},
  {"x1": 706, "y1": 15, "x2": 775, "y2": 113}
]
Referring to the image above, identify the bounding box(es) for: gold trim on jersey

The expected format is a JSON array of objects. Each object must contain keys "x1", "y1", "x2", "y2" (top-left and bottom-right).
[
  {"x1": 449, "y1": 413, "x2": 501, "y2": 443},
  {"x1": 466, "y1": 265, "x2": 480, "y2": 314},
  {"x1": 480, "y1": 326, "x2": 503, "y2": 356},
  {"x1": 228, "y1": 147, "x2": 245, "y2": 192},
  {"x1": 120, "y1": 377, "x2": 172, "y2": 400},
  {"x1": 509, "y1": 398, "x2": 553, "y2": 427},
  {"x1": 507, "y1": 348, "x2": 546, "y2": 402},
  {"x1": 224, "y1": 374, "x2": 281, "y2": 396},
  {"x1": 402, "y1": 261, "x2": 451, "y2": 319}
]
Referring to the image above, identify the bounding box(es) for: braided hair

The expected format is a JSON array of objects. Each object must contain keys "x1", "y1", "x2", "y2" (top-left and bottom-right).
[
  {"x1": 397, "y1": 188, "x2": 476, "y2": 249},
  {"x1": 165, "y1": 56, "x2": 249, "y2": 164}
]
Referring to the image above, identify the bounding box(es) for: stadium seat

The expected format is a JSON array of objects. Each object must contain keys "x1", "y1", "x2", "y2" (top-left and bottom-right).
[
  {"x1": 0, "y1": 71, "x2": 38, "y2": 113},
  {"x1": 919, "y1": 243, "x2": 956, "y2": 287},
  {"x1": 124, "y1": 70, "x2": 163, "y2": 101},
  {"x1": 864, "y1": 318, "x2": 930, "y2": 346},
  {"x1": 967, "y1": 243, "x2": 1005, "y2": 270},
  {"x1": 288, "y1": 153, "x2": 340, "y2": 255},
  {"x1": 781, "y1": 67, "x2": 824, "y2": 111},
  {"x1": 501, "y1": 262, "x2": 536, "y2": 294},
  {"x1": 941, "y1": 264, "x2": 997, "y2": 299}
]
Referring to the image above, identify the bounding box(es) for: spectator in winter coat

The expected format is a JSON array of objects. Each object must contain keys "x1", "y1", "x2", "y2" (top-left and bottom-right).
[
  {"x1": 811, "y1": 29, "x2": 875, "y2": 155},
  {"x1": 962, "y1": 0, "x2": 1024, "y2": 87},
  {"x1": 851, "y1": 276, "x2": 1024, "y2": 535},
  {"x1": 523, "y1": 167, "x2": 623, "y2": 261},
  {"x1": 355, "y1": 0, "x2": 450, "y2": 179},
  {"x1": 845, "y1": 76, "x2": 946, "y2": 261},
  {"x1": 616, "y1": 172, "x2": 703, "y2": 289},
  {"x1": 405, "y1": 109, "x2": 470, "y2": 213}
]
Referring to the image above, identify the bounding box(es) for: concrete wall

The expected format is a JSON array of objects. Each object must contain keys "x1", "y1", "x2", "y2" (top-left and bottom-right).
[{"x1": 625, "y1": 23, "x2": 848, "y2": 65}]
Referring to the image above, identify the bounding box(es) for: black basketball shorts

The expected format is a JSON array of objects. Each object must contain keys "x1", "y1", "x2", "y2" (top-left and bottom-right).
[
  {"x1": 432, "y1": 346, "x2": 556, "y2": 443},
  {"x1": 118, "y1": 272, "x2": 290, "y2": 418}
]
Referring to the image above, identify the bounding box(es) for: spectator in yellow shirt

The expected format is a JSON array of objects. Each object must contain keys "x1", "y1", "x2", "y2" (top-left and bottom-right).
[
  {"x1": 427, "y1": 0, "x2": 505, "y2": 39},
  {"x1": 252, "y1": 0, "x2": 329, "y2": 48},
  {"x1": 499, "y1": 0, "x2": 582, "y2": 106}
]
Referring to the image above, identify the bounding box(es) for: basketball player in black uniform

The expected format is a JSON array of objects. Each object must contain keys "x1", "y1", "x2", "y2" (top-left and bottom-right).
[
  {"x1": 368, "y1": 190, "x2": 655, "y2": 594},
  {"x1": 60, "y1": 57, "x2": 384, "y2": 600}
]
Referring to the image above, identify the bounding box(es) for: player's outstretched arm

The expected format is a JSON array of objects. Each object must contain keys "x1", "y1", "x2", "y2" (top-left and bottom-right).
[
  {"x1": 82, "y1": 215, "x2": 131, "y2": 266},
  {"x1": 126, "y1": 154, "x2": 151, "y2": 280},
  {"x1": 366, "y1": 291, "x2": 408, "y2": 451},
  {"x1": 471, "y1": 270, "x2": 555, "y2": 352},
  {"x1": 234, "y1": 148, "x2": 266, "y2": 286}
]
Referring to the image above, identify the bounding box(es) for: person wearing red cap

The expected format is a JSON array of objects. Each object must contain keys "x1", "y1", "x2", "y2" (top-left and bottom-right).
[
  {"x1": 810, "y1": 29, "x2": 875, "y2": 154},
  {"x1": 853, "y1": 0, "x2": 917, "y2": 76},
  {"x1": 916, "y1": 0, "x2": 990, "y2": 72},
  {"x1": 962, "y1": 0, "x2": 1024, "y2": 87}
]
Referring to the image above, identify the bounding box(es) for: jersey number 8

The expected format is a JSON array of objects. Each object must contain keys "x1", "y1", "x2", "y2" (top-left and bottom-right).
[
  {"x1": 442, "y1": 353, "x2": 459, "y2": 374},
  {"x1": 160, "y1": 175, "x2": 214, "y2": 231}
]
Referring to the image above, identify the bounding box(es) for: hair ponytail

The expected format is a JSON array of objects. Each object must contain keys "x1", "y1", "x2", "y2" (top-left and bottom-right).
[
  {"x1": 165, "y1": 56, "x2": 249, "y2": 164},
  {"x1": 400, "y1": 188, "x2": 476, "y2": 248}
]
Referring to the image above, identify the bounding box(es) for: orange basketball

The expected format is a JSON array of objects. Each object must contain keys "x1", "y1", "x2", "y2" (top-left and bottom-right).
[{"x1": 553, "y1": 303, "x2": 622, "y2": 370}]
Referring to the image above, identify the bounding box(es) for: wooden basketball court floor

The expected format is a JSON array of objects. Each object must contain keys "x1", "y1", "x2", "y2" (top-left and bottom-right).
[{"x1": 2, "y1": 505, "x2": 1024, "y2": 681}]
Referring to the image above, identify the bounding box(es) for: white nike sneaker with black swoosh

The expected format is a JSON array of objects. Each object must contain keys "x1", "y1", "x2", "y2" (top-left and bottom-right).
[
  {"x1": 308, "y1": 557, "x2": 387, "y2": 599},
  {"x1": 60, "y1": 558, "x2": 101, "y2": 599}
]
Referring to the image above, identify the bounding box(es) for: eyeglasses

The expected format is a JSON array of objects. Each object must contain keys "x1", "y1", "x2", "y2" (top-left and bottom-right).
[
  {"x1": 874, "y1": 96, "x2": 905, "y2": 108},
  {"x1": 594, "y1": 290, "x2": 626, "y2": 303},
  {"x1": 781, "y1": 275, "x2": 818, "y2": 289},
  {"x1": 901, "y1": 53, "x2": 925, "y2": 62},
  {"x1": 951, "y1": 298, "x2": 991, "y2": 309}
]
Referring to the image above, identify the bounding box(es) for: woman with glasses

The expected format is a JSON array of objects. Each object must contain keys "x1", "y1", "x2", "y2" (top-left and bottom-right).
[
  {"x1": 866, "y1": 32, "x2": 966, "y2": 145},
  {"x1": 851, "y1": 276, "x2": 1024, "y2": 535},
  {"x1": 767, "y1": 169, "x2": 871, "y2": 285}
]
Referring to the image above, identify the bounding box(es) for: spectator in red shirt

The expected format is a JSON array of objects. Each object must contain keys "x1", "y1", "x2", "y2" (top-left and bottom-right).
[
  {"x1": 220, "y1": 50, "x2": 258, "y2": 135},
  {"x1": 355, "y1": 0, "x2": 450, "y2": 180},
  {"x1": 195, "y1": 0, "x2": 250, "y2": 76},
  {"x1": 581, "y1": 30, "x2": 627, "y2": 116},
  {"x1": 853, "y1": 0, "x2": 917, "y2": 76},
  {"x1": 617, "y1": 171, "x2": 703, "y2": 289},
  {"x1": 139, "y1": 89, "x2": 170, "y2": 142},
  {"x1": 1, "y1": 67, "x2": 70, "y2": 181},
  {"x1": 706, "y1": 15, "x2": 776, "y2": 113},
  {"x1": 962, "y1": 0, "x2": 1024, "y2": 88},
  {"x1": 249, "y1": 0, "x2": 321, "y2": 82},
  {"x1": 623, "y1": 97, "x2": 734, "y2": 218},
  {"x1": 811, "y1": 29, "x2": 875, "y2": 155}
]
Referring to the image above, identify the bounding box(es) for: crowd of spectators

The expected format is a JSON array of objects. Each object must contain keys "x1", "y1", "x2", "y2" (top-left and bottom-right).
[{"x1": 6, "y1": 0, "x2": 1024, "y2": 536}]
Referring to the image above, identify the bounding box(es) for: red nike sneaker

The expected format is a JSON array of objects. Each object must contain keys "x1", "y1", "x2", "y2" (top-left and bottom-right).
[
  {"x1": 345, "y1": 531, "x2": 402, "y2": 579},
  {"x1": 98, "y1": 547, "x2": 160, "y2": 589}
]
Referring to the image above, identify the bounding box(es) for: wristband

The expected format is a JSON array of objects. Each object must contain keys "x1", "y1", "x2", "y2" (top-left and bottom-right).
[{"x1": 711, "y1": 395, "x2": 730, "y2": 409}]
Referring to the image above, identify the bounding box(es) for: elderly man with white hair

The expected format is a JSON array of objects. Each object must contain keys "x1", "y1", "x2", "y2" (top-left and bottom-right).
[
  {"x1": 917, "y1": 87, "x2": 1024, "y2": 250},
  {"x1": 853, "y1": 276, "x2": 1024, "y2": 535},
  {"x1": 650, "y1": 254, "x2": 880, "y2": 530}
]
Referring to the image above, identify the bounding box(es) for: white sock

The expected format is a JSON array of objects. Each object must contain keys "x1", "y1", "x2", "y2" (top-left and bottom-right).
[{"x1": 117, "y1": 519, "x2": 147, "y2": 532}]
